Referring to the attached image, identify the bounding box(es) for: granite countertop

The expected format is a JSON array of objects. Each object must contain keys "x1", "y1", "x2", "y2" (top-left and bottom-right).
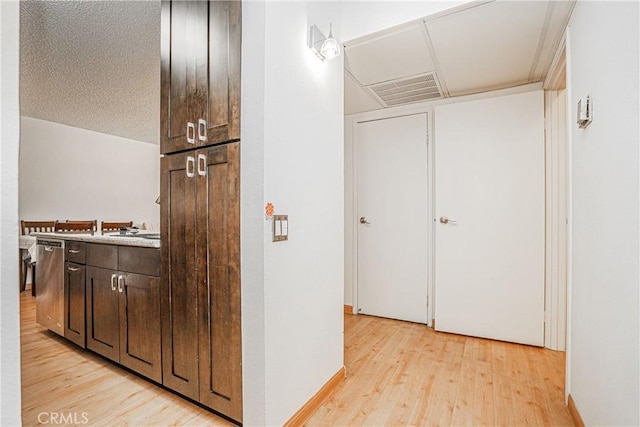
[{"x1": 32, "y1": 232, "x2": 160, "y2": 249}]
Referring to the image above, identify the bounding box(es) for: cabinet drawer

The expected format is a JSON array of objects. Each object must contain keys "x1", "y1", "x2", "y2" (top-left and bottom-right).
[
  {"x1": 86, "y1": 243, "x2": 118, "y2": 270},
  {"x1": 119, "y1": 246, "x2": 160, "y2": 277},
  {"x1": 65, "y1": 241, "x2": 86, "y2": 264}
]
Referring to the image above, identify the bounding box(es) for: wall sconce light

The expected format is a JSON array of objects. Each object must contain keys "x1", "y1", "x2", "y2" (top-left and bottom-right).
[{"x1": 308, "y1": 23, "x2": 341, "y2": 61}]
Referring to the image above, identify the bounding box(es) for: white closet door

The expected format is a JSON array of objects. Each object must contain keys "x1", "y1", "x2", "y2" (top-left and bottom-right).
[
  {"x1": 435, "y1": 91, "x2": 545, "y2": 346},
  {"x1": 356, "y1": 113, "x2": 429, "y2": 324}
]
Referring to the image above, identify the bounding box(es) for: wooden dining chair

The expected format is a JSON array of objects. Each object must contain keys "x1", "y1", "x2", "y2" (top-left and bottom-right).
[
  {"x1": 54, "y1": 220, "x2": 97, "y2": 234},
  {"x1": 101, "y1": 221, "x2": 133, "y2": 234},
  {"x1": 20, "y1": 220, "x2": 56, "y2": 295}
]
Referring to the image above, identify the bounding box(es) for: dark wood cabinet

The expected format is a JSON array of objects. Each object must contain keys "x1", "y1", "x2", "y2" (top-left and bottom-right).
[
  {"x1": 160, "y1": 0, "x2": 241, "y2": 155},
  {"x1": 85, "y1": 245, "x2": 162, "y2": 383},
  {"x1": 161, "y1": 0, "x2": 242, "y2": 421},
  {"x1": 118, "y1": 271, "x2": 161, "y2": 383},
  {"x1": 196, "y1": 143, "x2": 242, "y2": 419},
  {"x1": 161, "y1": 142, "x2": 242, "y2": 421},
  {"x1": 86, "y1": 266, "x2": 121, "y2": 362},
  {"x1": 64, "y1": 261, "x2": 86, "y2": 348}
]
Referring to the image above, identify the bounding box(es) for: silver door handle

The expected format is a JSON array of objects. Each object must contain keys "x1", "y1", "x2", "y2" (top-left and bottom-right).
[
  {"x1": 117, "y1": 275, "x2": 124, "y2": 293},
  {"x1": 110, "y1": 274, "x2": 117, "y2": 291},
  {"x1": 186, "y1": 156, "x2": 195, "y2": 178},
  {"x1": 359, "y1": 217, "x2": 371, "y2": 225},
  {"x1": 68, "y1": 249, "x2": 80, "y2": 254},
  {"x1": 67, "y1": 267, "x2": 79, "y2": 272},
  {"x1": 197, "y1": 153, "x2": 207, "y2": 176},
  {"x1": 186, "y1": 122, "x2": 196, "y2": 144},
  {"x1": 439, "y1": 216, "x2": 457, "y2": 224},
  {"x1": 198, "y1": 119, "x2": 207, "y2": 142}
]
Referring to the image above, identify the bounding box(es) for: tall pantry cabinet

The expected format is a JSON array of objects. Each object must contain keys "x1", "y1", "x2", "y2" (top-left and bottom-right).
[{"x1": 159, "y1": 0, "x2": 242, "y2": 423}]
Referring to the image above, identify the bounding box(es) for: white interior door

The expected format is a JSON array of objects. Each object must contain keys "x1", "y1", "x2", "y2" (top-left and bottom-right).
[
  {"x1": 356, "y1": 113, "x2": 429, "y2": 324},
  {"x1": 435, "y1": 91, "x2": 545, "y2": 346}
]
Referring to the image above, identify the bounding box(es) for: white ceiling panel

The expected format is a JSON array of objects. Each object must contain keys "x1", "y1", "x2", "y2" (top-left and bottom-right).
[
  {"x1": 345, "y1": 25, "x2": 435, "y2": 86},
  {"x1": 344, "y1": 71, "x2": 384, "y2": 115},
  {"x1": 425, "y1": 1, "x2": 550, "y2": 96}
]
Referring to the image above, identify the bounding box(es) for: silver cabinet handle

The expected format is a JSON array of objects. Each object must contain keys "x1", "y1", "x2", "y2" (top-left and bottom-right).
[
  {"x1": 117, "y1": 275, "x2": 124, "y2": 293},
  {"x1": 359, "y1": 217, "x2": 371, "y2": 225},
  {"x1": 186, "y1": 156, "x2": 195, "y2": 178},
  {"x1": 198, "y1": 119, "x2": 207, "y2": 142},
  {"x1": 439, "y1": 216, "x2": 457, "y2": 224},
  {"x1": 110, "y1": 274, "x2": 117, "y2": 291},
  {"x1": 186, "y1": 122, "x2": 196, "y2": 144},
  {"x1": 44, "y1": 246, "x2": 54, "y2": 252},
  {"x1": 197, "y1": 153, "x2": 206, "y2": 176},
  {"x1": 67, "y1": 267, "x2": 79, "y2": 272},
  {"x1": 68, "y1": 249, "x2": 80, "y2": 254}
]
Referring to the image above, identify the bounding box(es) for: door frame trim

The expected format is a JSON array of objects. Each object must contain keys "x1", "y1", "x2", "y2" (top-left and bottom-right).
[
  {"x1": 349, "y1": 108, "x2": 435, "y2": 327},
  {"x1": 543, "y1": 33, "x2": 569, "y2": 351}
]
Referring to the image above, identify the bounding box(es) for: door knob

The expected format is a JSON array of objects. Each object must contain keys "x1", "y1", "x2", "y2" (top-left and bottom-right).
[
  {"x1": 359, "y1": 217, "x2": 371, "y2": 225},
  {"x1": 439, "y1": 216, "x2": 457, "y2": 224}
]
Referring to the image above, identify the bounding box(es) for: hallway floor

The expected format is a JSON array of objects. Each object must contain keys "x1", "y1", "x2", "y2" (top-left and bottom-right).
[{"x1": 307, "y1": 313, "x2": 574, "y2": 426}]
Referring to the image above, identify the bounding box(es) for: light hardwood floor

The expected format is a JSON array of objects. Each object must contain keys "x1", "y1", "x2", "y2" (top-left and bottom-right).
[
  {"x1": 306, "y1": 313, "x2": 575, "y2": 426},
  {"x1": 21, "y1": 292, "x2": 574, "y2": 426},
  {"x1": 20, "y1": 292, "x2": 232, "y2": 427}
]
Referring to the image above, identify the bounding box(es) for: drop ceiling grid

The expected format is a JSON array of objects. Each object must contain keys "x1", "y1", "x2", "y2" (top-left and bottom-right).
[
  {"x1": 528, "y1": 1, "x2": 576, "y2": 83},
  {"x1": 424, "y1": 1, "x2": 550, "y2": 97},
  {"x1": 344, "y1": 70, "x2": 385, "y2": 115},
  {"x1": 345, "y1": 25, "x2": 436, "y2": 87}
]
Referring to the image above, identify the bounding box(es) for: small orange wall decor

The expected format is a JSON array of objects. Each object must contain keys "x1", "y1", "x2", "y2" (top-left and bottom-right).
[{"x1": 265, "y1": 202, "x2": 275, "y2": 220}]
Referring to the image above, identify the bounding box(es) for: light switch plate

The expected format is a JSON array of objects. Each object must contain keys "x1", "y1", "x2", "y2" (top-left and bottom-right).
[{"x1": 272, "y1": 215, "x2": 288, "y2": 242}]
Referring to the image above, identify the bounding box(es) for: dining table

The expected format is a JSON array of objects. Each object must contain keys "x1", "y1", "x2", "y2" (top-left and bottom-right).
[{"x1": 19, "y1": 234, "x2": 37, "y2": 291}]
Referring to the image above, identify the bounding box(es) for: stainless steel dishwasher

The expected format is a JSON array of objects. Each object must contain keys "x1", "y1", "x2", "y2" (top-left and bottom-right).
[{"x1": 35, "y1": 238, "x2": 65, "y2": 336}]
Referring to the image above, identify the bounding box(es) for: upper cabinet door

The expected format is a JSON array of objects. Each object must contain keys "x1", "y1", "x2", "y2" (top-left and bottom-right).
[
  {"x1": 161, "y1": 1, "x2": 205, "y2": 154},
  {"x1": 205, "y1": 1, "x2": 241, "y2": 145},
  {"x1": 161, "y1": 1, "x2": 241, "y2": 154}
]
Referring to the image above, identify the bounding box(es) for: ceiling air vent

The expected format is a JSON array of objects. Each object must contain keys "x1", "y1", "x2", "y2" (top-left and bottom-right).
[{"x1": 368, "y1": 72, "x2": 444, "y2": 107}]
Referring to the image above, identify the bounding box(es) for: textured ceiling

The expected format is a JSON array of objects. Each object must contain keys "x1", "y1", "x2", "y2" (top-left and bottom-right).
[{"x1": 20, "y1": 1, "x2": 161, "y2": 144}]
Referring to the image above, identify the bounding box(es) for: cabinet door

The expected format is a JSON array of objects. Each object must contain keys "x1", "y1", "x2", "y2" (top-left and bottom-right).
[
  {"x1": 197, "y1": 143, "x2": 242, "y2": 422},
  {"x1": 86, "y1": 266, "x2": 120, "y2": 362},
  {"x1": 119, "y1": 272, "x2": 162, "y2": 383},
  {"x1": 160, "y1": 151, "x2": 200, "y2": 400},
  {"x1": 64, "y1": 262, "x2": 86, "y2": 348},
  {"x1": 204, "y1": 1, "x2": 241, "y2": 145},
  {"x1": 160, "y1": 0, "x2": 208, "y2": 154}
]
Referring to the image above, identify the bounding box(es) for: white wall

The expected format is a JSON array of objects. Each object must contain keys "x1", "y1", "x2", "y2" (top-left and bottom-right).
[
  {"x1": 240, "y1": 0, "x2": 266, "y2": 425},
  {"x1": 262, "y1": 2, "x2": 344, "y2": 425},
  {"x1": 0, "y1": 1, "x2": 22, "y2": 424},
  {"x1": 19, "y1": 117, "x2": 160, "y2": 227},
  {"x1": 566, "y1": 2, "x2": 640, "y2": 425}
]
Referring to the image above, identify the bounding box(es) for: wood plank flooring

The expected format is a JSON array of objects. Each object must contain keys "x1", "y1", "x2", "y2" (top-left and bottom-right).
[
  {"x1": 306, "y1": 313, "x2": 575, "y2": 426},
  {"x1": 21, "y1": 292, "x2": 574, "y2": 426},
  {"x1": 20, "y1": 292, "x2": 232, "y2": 427}
]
